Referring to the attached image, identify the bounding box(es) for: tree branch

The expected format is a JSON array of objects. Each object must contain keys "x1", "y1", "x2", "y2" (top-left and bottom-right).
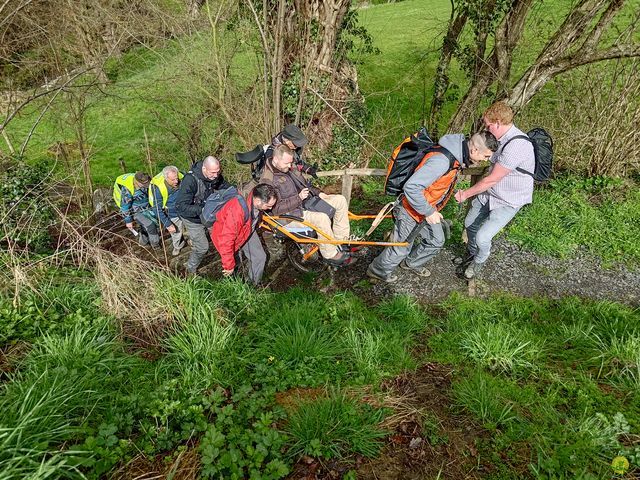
[
  {"x1": 560, "y1": 42, "x2": 640, "y2": 72},
  {"x1": 580, "y1": 0, "x2": 625, "y2": 53}
]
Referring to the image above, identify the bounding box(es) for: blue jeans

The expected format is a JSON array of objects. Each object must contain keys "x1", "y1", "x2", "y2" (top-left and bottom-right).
[{"x1": 464, "y1": 197, "x2": 520, "y2": 264}]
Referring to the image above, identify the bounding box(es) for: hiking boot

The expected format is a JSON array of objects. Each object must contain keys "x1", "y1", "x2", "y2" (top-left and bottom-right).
[
  {"x1": 453, "y1": 253, "x2": 474, "y2": 267},
  {"x1": 183, "y1": 263, "x2": 198, "y2": 277},
  {"x1": 366, "y1": 266, "x2": 398, "y2": 283},
  {"x1": 138, "y1": 235, "x2": 149, "y2": 246},
  {"x1": 464, "y1": 261, "x2": 485, "y2": 280},
  {"x1": 324, "y1": 251, "x2": 356, "y2": 267},
  {"x1": 172, "y1": 241, "x2": 186, "y2": 256},
  {"x1": 399, "y1": 260, "x2": 431, "y2": 277}
]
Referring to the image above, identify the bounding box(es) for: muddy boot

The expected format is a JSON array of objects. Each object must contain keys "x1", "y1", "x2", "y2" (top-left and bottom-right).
[
  {"x1": 464, "y1": 261, "x2": 485, "y2": 280},
  {"x1": 172, "y1": 241, "x2": 186, "y2": 257},
  {"x1": 453, "y1": 253, "x2": 474, "y2": 267},
  {"x1": 138, "y1": 233, "x2": 149, "y2": 246},
  {"x1": 399, "y1": 260, "x2": 431, "y2": 277},
  {"x1": 366, "y1": 266, "x2": 398, "y2": 283}
]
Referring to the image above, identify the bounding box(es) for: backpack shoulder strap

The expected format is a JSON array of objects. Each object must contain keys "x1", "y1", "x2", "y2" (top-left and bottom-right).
[
  {"x1": 501, "y1": 134, "x2": 531, "y2": 149},
  {"x1": 426, "y1": 145, "x2": 458, "y2": 170},
  {"x1": 237, "y1": 194, "x2": 250, "y2": 223},
  {"x1": 500, "y1": 135, "x2": 535, "y2": 178}
]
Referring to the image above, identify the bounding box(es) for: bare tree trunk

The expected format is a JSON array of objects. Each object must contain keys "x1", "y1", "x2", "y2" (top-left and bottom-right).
[
  {"x1": 447, "y1": 0, "x2": 534, "y2": 132},
  {"x1": 427, "y1": 1, "x2": 468, "y2": 135},
  {"x1": 245, "y1": 0, "x2": 354, "y2": 142}
]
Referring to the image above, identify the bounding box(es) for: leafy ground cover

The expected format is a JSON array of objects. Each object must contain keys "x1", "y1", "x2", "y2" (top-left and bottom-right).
[{"x1": 1, "y1": 264, "x2": 639, "y2": 479}]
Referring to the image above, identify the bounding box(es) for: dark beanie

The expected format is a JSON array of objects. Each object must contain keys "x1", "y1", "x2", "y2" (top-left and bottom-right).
[
  {"x1": 281, "y1": 124, "x2": 308, "y2": 148},
  {"x1": 134, "y1": 171, "x2": 151, "y2": 186}
]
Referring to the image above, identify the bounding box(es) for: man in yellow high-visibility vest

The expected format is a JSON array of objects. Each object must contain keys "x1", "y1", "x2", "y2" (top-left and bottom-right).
[{"x1": 113, "y1": 171, "x2": 159, "y2": 248}]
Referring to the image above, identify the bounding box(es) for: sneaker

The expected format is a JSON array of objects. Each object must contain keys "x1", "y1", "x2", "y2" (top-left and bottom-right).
[
  {"x1": 324, "y1": 251, "x2": 357, "y2": 267},
  {"x1": 366, "y1": 266, "x2": 398, "y2": 283},
  {"x1": 399, "y1": 260, "x2": 431, "y2": 277},
  {"x1": 464, "y1": 261, "x2": 484, "y2": 280}
]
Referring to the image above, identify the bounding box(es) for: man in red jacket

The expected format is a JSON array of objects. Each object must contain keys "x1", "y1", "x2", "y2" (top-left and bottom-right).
[{"x1": 211, "y1": 183, "x2": 277, "y2": 285}]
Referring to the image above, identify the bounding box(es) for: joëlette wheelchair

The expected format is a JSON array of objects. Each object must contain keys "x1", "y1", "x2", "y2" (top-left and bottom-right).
[{"x1": 236, "y1": 145, "x2": 407, "y2": 273}]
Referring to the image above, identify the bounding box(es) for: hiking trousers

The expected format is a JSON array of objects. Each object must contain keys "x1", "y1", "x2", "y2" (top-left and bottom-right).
[
  {"x1": 464, "y1": 197, "x2": 520, "y2": 264},
  {"x1": 134, "y1": 212, "x2": 160, "y2": 247},
  {"x1": 300, "y1": 194, "x2": 350, "y2": 259},
  {"x1": 368, "y1": 205, "x2": 445, "y2": 280},
  {"x1": 181, "y1": 218, "x2": 209, "y2": 273},
  {"x1": 237, "y1": 231, "x2": 267, "y2": 285}
]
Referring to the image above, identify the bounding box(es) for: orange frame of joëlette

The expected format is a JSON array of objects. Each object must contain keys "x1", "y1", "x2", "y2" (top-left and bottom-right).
[{"x1": 260, "y1": 211, "x2": 408, "y2": 261}]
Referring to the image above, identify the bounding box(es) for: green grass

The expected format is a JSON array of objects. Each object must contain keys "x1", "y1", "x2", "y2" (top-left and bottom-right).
[
  {"x1": 507, "y1": 176, "x2": 640, "y2": 265},
  {"x1": 2, "y1": 265, "x2": 640, "y2": 478},
  {"x1": 284, "y1": 389, "x2": 388, "y2": 460},
  {"x1": 428, "y1": 293, "x2": 640, "y2": 478},
  {"x1": 4, "y1": 28, "x2": 260, "y2": 186}
]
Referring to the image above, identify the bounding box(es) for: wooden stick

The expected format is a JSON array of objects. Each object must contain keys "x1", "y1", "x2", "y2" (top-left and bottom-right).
[
  {"x1": 316, "y1": 168, "x2": 386, "y2": 177},
  {"x1": 341, "y1": 171, "x2": 354, "y2": 205}
]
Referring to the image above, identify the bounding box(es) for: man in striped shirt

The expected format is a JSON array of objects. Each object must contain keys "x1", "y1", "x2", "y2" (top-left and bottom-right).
[{"x1": 454, "y1": 101, "x2": 535, "y2": 279}]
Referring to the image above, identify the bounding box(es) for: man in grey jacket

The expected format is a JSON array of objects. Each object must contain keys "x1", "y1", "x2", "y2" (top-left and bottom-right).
[{"x1": 367, "y1": 131, "x2": 498, "y2": 283}]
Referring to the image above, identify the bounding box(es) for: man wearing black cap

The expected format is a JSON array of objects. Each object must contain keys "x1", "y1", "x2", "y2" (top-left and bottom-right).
[{"x1": 265, "y1": 124, "x2": 318, "y2": 178}]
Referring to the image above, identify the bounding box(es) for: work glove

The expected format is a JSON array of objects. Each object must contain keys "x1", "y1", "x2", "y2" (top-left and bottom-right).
[{"x1": 301, "y1": 163, "x2": 319, "y2": 178}]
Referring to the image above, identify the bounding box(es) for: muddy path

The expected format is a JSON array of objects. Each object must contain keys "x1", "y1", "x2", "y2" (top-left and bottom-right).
[{"x1": 89, "y1": 212, "x2": 640, "y2": 306}]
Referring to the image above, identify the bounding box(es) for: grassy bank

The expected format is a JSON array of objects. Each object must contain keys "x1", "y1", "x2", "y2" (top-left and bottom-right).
[{"x1": 1, "y1": 266, "x2": 639, "y2": 478}]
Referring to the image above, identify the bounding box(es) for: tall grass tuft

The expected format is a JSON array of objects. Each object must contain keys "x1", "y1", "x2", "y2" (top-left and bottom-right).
[
  {"x1": 374, "y1": 295, "x2": 428, "y2": 337},
  {"x1": 344, "y1": 326, "x2": 384, "y2": 382},
  {"x1": 460, "y1": 322, "x2": 543, "y2": 374},
  {"x1": 453, "y1": 370, "x2": 517, "y2": 429},
  {"x1": 1, "y1": 319, "x2": 142, "y2": 479},
  {"x1": 154, "y1": 275, "x2": 244, "y2": 388},
  {"x1": 0, "y1": 372, "x2": 88, "y2": 479},
  {"x1": 161, "y1": 313, "x2": 236, "y2": 389},
  {"x1": 93, "y1": 250, "x2": 169, "y2": 345},
  {"x1": 285, "y1": 390, "x2": 388, "y2": 460},
  {"x1": 258, "y1": 313, "x2": 339, "y2": 365},
  {"x1": 593, "y1": 334, "x2": 640, "y2": 389}
]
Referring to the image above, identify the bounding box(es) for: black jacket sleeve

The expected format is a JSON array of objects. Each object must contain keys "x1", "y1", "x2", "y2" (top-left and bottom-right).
[{"x1": 175, "y1": 175, "x2": 202, "y2": 218}]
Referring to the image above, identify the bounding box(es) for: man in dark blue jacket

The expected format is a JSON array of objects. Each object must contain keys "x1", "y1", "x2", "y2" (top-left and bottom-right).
[
  {"x1": 175, "y1": 156, "x2": 231, "y2": 274},
  {"x1": 150, "y1": 166, "x2": 186, "y2": 256}
]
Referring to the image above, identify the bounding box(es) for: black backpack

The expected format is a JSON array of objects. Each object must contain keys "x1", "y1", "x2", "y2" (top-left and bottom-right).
[
  {"x1": 384, "y1": 127, "x2": 457, "y2": 196},
  {"x1": 502, "y1": 128, "x2": 553, "y2": 182}
]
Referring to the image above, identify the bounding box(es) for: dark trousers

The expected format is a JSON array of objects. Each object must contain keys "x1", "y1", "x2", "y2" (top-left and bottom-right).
[{"x1": 237, "y1": 231, "x2": 267, "y2": 285}]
